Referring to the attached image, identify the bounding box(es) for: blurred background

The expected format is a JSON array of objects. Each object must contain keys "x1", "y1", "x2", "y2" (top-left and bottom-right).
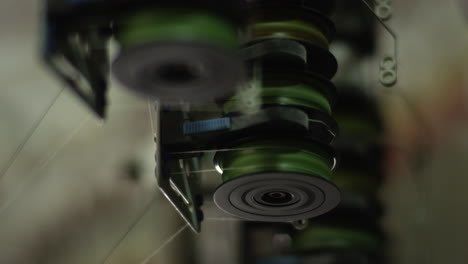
[{"x1": 1, "y1": 0, "x2": 468, "y2": 263}]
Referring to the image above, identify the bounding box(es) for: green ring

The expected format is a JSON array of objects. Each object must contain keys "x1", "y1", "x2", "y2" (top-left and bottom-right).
[
  {"x1": 251, "y1": 20, "x2": 329, "y2": 48},
  {"x1": 293, "y1": 226, "x2": 381, "y2": 253},
  {"x1": 116, "y1": 9, "x2": 240, "y2": 50},
  {"x1": 223, "y1": 83, "x2": 332, "y2": 115},
  {"x1": 218, "y1": 140, "x2": 332, "y2": 183}
]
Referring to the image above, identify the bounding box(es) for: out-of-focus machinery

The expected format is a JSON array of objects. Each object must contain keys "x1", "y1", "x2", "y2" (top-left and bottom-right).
[
  {"x1": 245, "y1": 87, "x2": 386, "y2": 264},
  {"x1": 237, "y1": 2, "x2": 390, "y2": 263},
  {"x1": 43, "y1": 0, "x2": 396, "y2": 245}
]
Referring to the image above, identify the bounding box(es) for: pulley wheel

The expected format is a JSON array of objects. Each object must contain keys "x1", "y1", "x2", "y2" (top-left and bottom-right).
[
  {"x1": 112, "y1": 10, "x2": 245, "y2": 103},
  {"x1": 214, "y1": 172, "x2": 340, "y2": 222},
  {"x1": 213, "y1": 139, "x2": 340, "y2": 222}
]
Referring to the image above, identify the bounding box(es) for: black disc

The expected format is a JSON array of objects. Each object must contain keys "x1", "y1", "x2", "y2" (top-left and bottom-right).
[
  {"x1": 213, "y1": 172, "x2": 340, "y2": 222},
  {"x1": 246, "y1": 40, "x2": 338, "y2": 80},
  {"x1": 112, "y1": 42, "x2": 245, "y2": 103}
]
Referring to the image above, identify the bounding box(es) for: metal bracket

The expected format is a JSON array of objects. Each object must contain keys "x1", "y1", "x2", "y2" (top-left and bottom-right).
[
  {"x1": 360, "y1": 0, "x2": 398, "y2": 87},
  {"x1": 154, "y1": 103, "x2": 202, "y2": 233},
  {"x1": 44, "y1": 22, "x2": 109, "y2": 118},
  {"x1": 153, "y1": 105, "x2": 338, "y2": 233}
]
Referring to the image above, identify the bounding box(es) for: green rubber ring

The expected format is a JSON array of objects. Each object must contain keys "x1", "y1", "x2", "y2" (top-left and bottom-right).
[
  {"x1": 218, "y1": 140, "x2": 332, "y2": 183},
  {"x1": 293, "y1": 226, "x2": 381, "y2": 253},
  {"x1": 251, "y1": 20, "x2": 329, "y2": 48},
  {"x1": 223, "y1": 83, "x2": 332, "y2": 115},
  {"x1": 116, "y1": 9, "x2": 240, "y2": 50}
]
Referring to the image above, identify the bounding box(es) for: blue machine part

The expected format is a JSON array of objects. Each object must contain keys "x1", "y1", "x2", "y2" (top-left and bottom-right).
[{"x1": 183, "y1": 117, "x2": 231, "y2": 136}]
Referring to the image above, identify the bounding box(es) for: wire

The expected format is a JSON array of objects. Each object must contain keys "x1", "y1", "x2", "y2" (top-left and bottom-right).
[
  {"x1": 0, "y1": 88, "x2": 64, "y2": 182},
  {"x1": 101, "y1": 99, "x2": 165, "y2": 263},
  {"x1": 101, "y1": 193, "x2": 158, "y2": 264},
  {"x1": 0, "y1": 116, "x2": 89, "y2": 217},
  {"x1": 359, "y1": 0, "x2": 398, "y2": 57},
  {"x1": 139, "y1": 224, "x2": 188, "y2": 264}
]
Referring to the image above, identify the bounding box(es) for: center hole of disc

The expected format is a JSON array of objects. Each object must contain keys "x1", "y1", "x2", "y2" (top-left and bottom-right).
[
  {"x1": 156, "y1": 62, "x2": 199, "y2": 84},
  {"x1": 261, "y1": 191, "x2": 293, "y2": 205}
]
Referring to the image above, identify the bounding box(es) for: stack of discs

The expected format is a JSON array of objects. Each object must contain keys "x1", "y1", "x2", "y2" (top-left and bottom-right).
[
  {"x1": 213, "y1": 0, "x2": 341, "y2": 223},
  {"x1": 288, "y1": 88, "x2": 386, "y2": 264},
  {"x1": 245, "y1": 0, "x2": 338, "y2": 77},
  {"x1": 112, "y1": 0, "x2": 246, "y2": 103}
]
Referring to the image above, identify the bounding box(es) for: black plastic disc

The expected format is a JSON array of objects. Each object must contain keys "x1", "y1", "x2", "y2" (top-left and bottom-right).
[
  {"x1": 113, "y1": 42, "x2": 245, "y2": 103},
  {"x1": 246, "y1": 40, "x2": 338, "y2": 79},
  {"x1": 214, "y1": 172, "x2": 340, "y2": 222}
]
